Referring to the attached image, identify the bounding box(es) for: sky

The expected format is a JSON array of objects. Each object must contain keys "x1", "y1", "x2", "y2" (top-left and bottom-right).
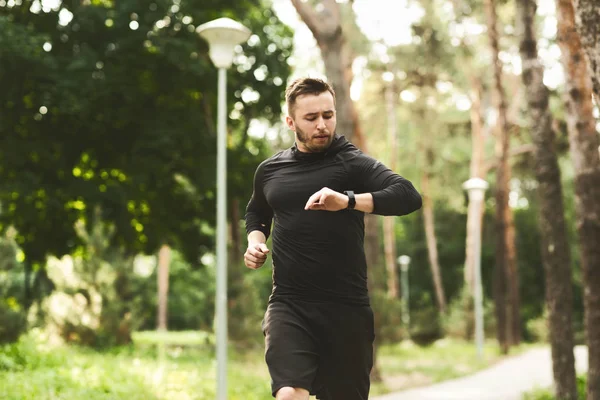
[{"x1": 271, "y1": 0, "x2": 564, "y2": 90}]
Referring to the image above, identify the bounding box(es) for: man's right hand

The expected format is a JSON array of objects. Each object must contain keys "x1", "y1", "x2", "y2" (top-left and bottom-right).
[{"x1": 244, "y1": 243, "x2": 270, "y2": 269}]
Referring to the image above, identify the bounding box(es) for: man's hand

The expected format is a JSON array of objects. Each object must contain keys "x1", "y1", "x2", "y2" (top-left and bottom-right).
[
  {"x1": 304, "y1": 187, "x2": 349, "y2": 211},
  {"x1": 244, "y1": 243, "x2": 270, "y2": 269}
]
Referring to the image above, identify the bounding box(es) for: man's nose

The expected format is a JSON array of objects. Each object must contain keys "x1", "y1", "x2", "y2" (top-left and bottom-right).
[{"x1": 316, "y1": 117, "x2": 326, "y2": 129}]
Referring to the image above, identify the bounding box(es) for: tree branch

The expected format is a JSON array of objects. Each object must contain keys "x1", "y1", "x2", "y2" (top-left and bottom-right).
[
  {"x1": 291, "y1": 0, "x2": 340, "y2": 39},
  {"x1": 482, "y1": 143, "x2": 535, "y2": 174},
  {"x1": 291, "y1": 0, "x2": 323, "y2": 37}
]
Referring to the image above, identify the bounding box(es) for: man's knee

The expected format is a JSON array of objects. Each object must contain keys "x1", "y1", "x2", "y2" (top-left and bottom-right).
[{"x1": 275, "y1": 386, "x2": 310, "y2": 400}]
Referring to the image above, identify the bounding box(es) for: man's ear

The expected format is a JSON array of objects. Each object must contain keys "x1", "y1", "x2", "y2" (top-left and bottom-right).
[{"x1": 285, "y1": 115, "x2": 295, "y2": 131}]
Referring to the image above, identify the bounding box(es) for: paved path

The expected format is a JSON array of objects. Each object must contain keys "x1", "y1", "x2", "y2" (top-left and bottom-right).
[{"x1": 372, "y1": 346, "x2": 588, "y2": 400}]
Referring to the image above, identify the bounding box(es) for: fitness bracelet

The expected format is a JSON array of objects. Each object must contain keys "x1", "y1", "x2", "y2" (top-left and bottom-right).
[{"x1": 344, "y1": 190, "x2": 356, "y2": 210}]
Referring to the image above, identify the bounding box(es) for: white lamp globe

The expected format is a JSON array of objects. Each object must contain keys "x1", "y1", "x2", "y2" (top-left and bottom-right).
[{"x1": 197, "y1": 18, "x2": 251, "y2": 69}]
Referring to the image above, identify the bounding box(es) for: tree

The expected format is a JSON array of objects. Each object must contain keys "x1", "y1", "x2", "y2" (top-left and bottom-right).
[
  {"x1": 0, "y1": 0, "x2": 293, "y2": 307},
  {"x1": 517, "y1": 0, "x2": 577, "y2": 397},
  {"x1": 484, "y1": 0, "x2": 521, "y2": 351},
  {"x1": 557, "y1": 0, "x2": 600, "y2": 397},
  {"x1": 290, "y1": 0, "x2": 363, "y2": 146},
  {"x1": 383, "y1": 75, "x2": 399, "y2": 298},
  {"x1": 464, "y1": 75, "x2": 486, "y2": 294},
  {"x1": 291, "y1": 0, "x2": 389, "y2": 381},
  {"x1": 573, "y1": 0, "x2": 600, "y2": 100},
  {"x1": 156, "y1": 244, "x2": 171, "y2": 331}
]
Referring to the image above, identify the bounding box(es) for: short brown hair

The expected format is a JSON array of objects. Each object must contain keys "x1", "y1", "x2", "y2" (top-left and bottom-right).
[{"x1": 285, "y1": 77, "x2": 336, "y2": 117}]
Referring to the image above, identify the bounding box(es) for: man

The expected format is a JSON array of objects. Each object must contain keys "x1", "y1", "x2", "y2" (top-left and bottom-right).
[{"x1": 244, "y1": 77, "x2": 422, "y2": 400}]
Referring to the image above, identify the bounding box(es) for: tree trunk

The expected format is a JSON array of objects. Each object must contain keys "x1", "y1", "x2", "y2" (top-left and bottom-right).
[
  {"x1": 484, "y1": 0, "x2": 520, "y2": 351},
  {"x1": 365, "y1": 213, "x2": 383, "y2": 382},
  {"x1": 573, "y1": 0, "x2": 600, "y2": 101},
  {"x1": 557, "y1": 1, "x2": 600, "y2": 397},
  {"x1": 464, "y1": 76, "x2": 486, "y2": 293},
  {"x1": 421, "y1": 151, "x2": 447, "y2": 314},
  {"x1": 292, "y1": 0, "x2": 382, "y2": 382},
  {"x1": 518, "y1": 1, "x2": 577, "y2": 398},
  {"x1": 157, "y1": 244, "x2": 171, "y2": 331},
  {"x1": 290, "y1": 0, "x2": 365, "y2": 149},
  {"x1": 383, "y1": 79, "x2": 399, "y2": 298}
]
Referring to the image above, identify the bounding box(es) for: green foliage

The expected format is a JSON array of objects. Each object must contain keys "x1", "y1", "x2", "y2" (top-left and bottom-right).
[
  {"x1": 0, "y1": 329, "x2": 64, "y2": 372},
  {"x1": 133, "y1": 250, "x2": 217, "y2": 332},
  {"x1": 132, "y1": 330, "x2": 213, "y2": 346},
  {"x1": 370, "y1": 290, "x2": 407, "y2": 344},
  {"x1": 522, "y1": 375, "x2": 587, "y2": 400},
  {"x1": 0, "y1": 0, "x2": 293, "y2": 312},
  {"x1": 42, "y1": 208, "x2": 151, "y2": 347},
  {"x1": 525, "y1": 312, "x2": 549, "y2": 343},
  {"x1": 0, "y1": 232, "x2": 27, "y2": 344},
  {"x1": 441, "y1": 285, "x2": 497, "y2": 340},
  {"x1": 0, "y1": 330, "x2": 272, "y2": 400},
  {"x1": 409, "y1": 299, "x2": 443, "y2": 346}
]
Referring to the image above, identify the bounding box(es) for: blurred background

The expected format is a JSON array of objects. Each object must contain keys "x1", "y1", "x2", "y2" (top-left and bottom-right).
[{"x1": 1, "y1": 0, "x2": 599, "y2": 399}]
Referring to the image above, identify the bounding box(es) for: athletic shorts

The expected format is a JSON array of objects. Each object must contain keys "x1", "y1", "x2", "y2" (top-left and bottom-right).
[{"x1": 261, "y1": 299, "x2": 375, "y2": 400}]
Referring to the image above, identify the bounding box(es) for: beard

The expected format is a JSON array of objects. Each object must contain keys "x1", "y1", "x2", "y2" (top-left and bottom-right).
[{"x1": 295, "y1": 125, "x2": 334, "y2": 153}]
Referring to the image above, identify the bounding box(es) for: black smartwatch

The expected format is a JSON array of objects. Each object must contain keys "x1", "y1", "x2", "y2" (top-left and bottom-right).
[{"x1": 344, "y1": 190, "x2": 356, "y2": 210}]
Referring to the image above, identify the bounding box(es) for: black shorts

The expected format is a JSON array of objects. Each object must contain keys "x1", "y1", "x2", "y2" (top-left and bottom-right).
[{"x1": 261, "y1": 299, "x2": 375, "y2": 400}]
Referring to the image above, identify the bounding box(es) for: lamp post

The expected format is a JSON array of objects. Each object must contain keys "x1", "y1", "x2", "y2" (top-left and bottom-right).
[
  {"x1": 197, "y1": 18, "x2": 251, "y2": 400},
  {"x1": 397, "y1": 255, "x2": 411, "y2": 330},
  {"x1": 462, "y1": 177, "x2": 489, "y2": 360}
]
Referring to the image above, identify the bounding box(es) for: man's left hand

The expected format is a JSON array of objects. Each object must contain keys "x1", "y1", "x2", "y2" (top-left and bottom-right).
[{"x1": 304, "y1": 187, "x2": 349, "y2": 211}]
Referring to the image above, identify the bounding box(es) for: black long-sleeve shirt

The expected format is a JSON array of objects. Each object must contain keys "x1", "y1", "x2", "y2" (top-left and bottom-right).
[{"x1": 245, "y1": 135, "x2": 422, "y2": 306}]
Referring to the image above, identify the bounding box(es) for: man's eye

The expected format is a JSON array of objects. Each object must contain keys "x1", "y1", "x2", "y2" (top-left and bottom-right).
[
  {"x1": 324, "y1": 115, "x2": 332, "y2": 119},
  {"x1": 306, "y1": 118, "x2": 316, "y2": 121}
]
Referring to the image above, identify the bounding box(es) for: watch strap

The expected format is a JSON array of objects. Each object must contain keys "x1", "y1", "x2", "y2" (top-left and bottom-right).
[{"x1": 344, "y1": 190, "x2": 356, "y2": 209}]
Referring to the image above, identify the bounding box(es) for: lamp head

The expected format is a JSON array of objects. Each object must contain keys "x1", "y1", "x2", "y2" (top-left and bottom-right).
[
  {"x1": 398, "y1": 255, "x2": 411, "y2": 270},
  {"x1": 197, "y1": 18, "x2": 251, "y2": 69}
]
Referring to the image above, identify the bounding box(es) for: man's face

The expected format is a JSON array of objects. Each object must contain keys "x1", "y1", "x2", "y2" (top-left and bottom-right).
[{"x1": 286, "y1": 91, "x2": 336, "y2": 153}]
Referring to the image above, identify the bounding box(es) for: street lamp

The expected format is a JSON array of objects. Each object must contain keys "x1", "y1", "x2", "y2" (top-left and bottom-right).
[
  {"x1": 462, "y1": 177, "x2": 489, "y2": 360},
  {"x1": 197, "y1": 17, "x2": 251, "y2": 400},
  {"x1": 397, "y1": 255, "x2": 411, "y2": 330}
]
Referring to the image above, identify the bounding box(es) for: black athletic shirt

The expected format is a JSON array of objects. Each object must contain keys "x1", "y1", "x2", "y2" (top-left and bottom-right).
[{"x1": 245, "y1": 135, "x2": 422, "y2": 306}]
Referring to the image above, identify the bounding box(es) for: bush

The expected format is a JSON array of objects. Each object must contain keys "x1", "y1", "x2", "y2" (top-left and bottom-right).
[
  {"x1": 442, "y1": 286, "x2": 474, "y2": 339},
  {"x1": 408, "y1": 293, "x2": 443, "y2": 346},
  {"x1": 0, "y1": 329, "x2": 64, "y2": 371},
  {"x1": 0, "y1": 305, "x2": 26, "y2": 344},
  {"x1": 442, "y1": 286, "x2": 497, "y2": 341},
  {"x1": 370, "y1": 290, "x2": 407, "y2": 344},
  {"x1": 525, "y1": 312, "x2": 549, "y2": 343},
  {"x1": 40, "y1": 211, "x2": 150, "y2": 348},
  {"x1": 0, "y1": 232, "x2": 28, "y2": 344},
  {"x1": 522, "y1": 375, "x2": 587, "y2": 400}
]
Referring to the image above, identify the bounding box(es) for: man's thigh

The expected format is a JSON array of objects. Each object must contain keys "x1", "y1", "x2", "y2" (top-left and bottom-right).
[
  {"x1": 262, "y1": 301, "x2": 321, "y2": 397},
  {"x1": 315, "y1": 304, "x2": 374, "y2": 400}
]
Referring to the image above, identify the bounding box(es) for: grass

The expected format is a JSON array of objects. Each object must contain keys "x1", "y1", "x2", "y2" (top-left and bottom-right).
[
  {"x1": 0, "y1": 330, "x2": 270, "y2": 400},
  {"x1": 0, "y1": 330, "x2": 537, "y2": 399},
  {"x1": 132, "y1": 330, "x2": 214, "y2": 346},
  {"x1": 522, "y1": 375, "x2": 587, "y2": 400}
]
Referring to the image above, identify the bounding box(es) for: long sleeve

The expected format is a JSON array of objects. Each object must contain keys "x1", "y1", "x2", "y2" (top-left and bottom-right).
[
  {"x1": 353, "y1": 154, "x2": 422, "y2": 216},
  {"x1": 244, "y1": 161, "x2": 274, "y2": 238}
]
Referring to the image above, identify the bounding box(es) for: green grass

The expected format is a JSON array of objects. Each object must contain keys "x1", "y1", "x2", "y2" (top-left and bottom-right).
[
  {"x1": 522, "y1": 375, "x2": 587, "y2": 400},
  {"x1": 0, "y1": 330, "x2": 538, "y2": 399},
  {"x1": 0, "y1": 330, "x2": 270, "y2": 400},
  {"x1": 132, "y1": 330, "x2": 214, "y2": 346}
]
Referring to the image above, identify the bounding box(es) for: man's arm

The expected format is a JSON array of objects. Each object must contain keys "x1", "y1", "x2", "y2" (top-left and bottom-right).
[
  {"x1": 305, "y1": 189, "x2": 374, "y2": 213},
  {"x1": 245, "y1": 230, "x2": 269, "y2": 269},
  {"x1": 244, "y1": 161, "x2": 273, "y2": 269},
  {"x1": 304, "y1": 156, "x2": 421, "y2": 216},
  {"x1": 356, "y1": 156, "x2": 422, "y2": 216}
]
